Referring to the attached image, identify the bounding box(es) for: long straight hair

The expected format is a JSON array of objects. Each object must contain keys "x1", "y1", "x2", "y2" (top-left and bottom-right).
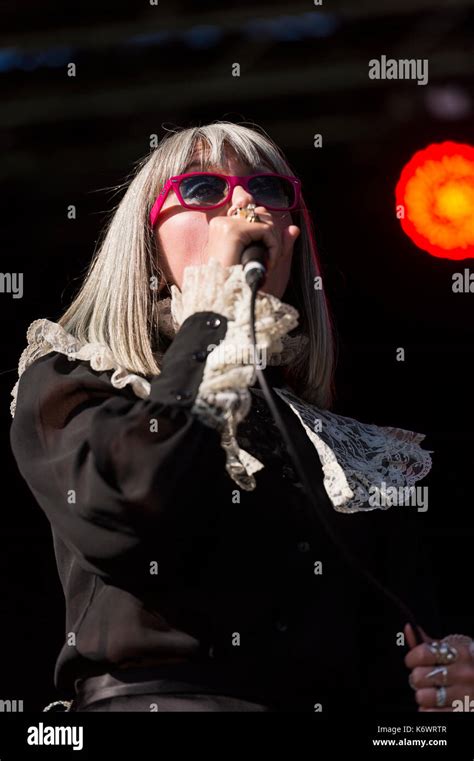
[{"x1": 58, "y1": 121, "x2": 338, "y2": 408}]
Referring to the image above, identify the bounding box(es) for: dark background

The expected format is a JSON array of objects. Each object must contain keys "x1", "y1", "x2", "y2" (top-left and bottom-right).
[{"x1": 1, "y1": 0, "x2": 473, "y2": 711}]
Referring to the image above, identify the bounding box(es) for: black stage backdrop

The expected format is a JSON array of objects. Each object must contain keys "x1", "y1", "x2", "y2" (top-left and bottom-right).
[{"x1": 1, "y1": 0, "x2": 473, "y2": 719}]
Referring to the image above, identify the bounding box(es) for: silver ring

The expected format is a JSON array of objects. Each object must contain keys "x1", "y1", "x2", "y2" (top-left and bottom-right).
[
  {"x1": 436, "y1": 686, "x2": 447, "y2": 708},
  {"x1": 442, "y1": 634, "x2": 474, "y2": 664},
  {"x1": 429, "y1": 640, "x2": 458, "y2": 665},
  {"x1": 426, "y1": 666, "x2": 448, "y2": 686}
]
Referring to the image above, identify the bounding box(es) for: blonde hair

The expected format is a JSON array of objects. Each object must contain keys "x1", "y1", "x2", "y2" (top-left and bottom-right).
[{"x1": 58, "y1": 121, "x2": 338, "y2": 408}]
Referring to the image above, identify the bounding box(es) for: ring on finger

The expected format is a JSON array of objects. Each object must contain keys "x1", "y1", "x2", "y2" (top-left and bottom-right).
[
  {"x1": 428, "y1": 641, "x2": 458, "y2": 665},
  {"x1": 231, "y1": 204, "x2": 261, "y2": 223},
  {"x1": 442, "y1": 634, "x2": 474, "y2": 665},
  {"x1": 436, "y1": 686, "x2": 447, "y2": 708},
  {"x1": 426, "y1": 666, "x2": 448, "y2": 686}
]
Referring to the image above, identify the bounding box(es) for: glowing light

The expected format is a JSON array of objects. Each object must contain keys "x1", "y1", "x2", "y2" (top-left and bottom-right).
[{"x1": 396, "y1": 141, "x2": 474, "y2": 260}]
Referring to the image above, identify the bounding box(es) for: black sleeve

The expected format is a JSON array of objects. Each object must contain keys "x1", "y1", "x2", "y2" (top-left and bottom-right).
[{"x1": 10, "y1": 311, "x2": 229, "y2": 590}]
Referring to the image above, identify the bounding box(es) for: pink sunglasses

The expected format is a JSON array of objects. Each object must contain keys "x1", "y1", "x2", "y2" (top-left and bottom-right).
[{"x1": 149, "y1": 171, "x2": 302, "y2": 228}]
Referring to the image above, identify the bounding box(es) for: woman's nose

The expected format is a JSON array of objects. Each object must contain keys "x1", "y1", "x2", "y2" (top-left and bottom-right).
[{"x1": 230, "y1": 184, "x2": 256, "y2": 209}]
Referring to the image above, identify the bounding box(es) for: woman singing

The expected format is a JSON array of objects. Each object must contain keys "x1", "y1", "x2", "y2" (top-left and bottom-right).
[{"x1": 9, "y1": 121, "x2": 474, "y2": 712}]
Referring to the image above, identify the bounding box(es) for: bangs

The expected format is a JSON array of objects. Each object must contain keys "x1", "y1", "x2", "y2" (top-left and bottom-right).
[{"x1": 172, "y1": 124, "x2": 287, "y2": 178}]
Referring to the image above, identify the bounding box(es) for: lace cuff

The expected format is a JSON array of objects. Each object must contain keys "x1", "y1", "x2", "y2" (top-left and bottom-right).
[{"x1": 161, "y1": 259, "x2": 302, "y2": 491}]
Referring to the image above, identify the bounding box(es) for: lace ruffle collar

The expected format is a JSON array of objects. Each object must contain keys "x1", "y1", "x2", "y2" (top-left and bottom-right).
[{"x1": 10, "y1": 314, "x2": 433, "y2": 514}]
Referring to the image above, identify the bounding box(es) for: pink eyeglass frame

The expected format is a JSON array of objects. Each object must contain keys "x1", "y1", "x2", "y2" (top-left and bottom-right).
[{"x1": 149, "y1": 171, "x2": 302, "y2": 228}]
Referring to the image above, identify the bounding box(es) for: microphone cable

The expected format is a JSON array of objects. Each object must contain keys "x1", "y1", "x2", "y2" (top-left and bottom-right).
[{"x1": 247, "y1": 275, "x2": 423, "y2": 646}]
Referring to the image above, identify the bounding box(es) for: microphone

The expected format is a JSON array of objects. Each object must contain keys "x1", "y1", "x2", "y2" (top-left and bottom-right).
[{"x1": 241, "y1": 241, "x2": 269, "y2": 289}]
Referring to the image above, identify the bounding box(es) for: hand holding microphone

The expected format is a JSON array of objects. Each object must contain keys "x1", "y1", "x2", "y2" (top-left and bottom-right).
[{"x1": 203, "y1": 202, "x2": 300, "y2": 298}]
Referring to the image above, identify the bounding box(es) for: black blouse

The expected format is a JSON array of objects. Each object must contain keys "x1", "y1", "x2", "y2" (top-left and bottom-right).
[{"x1": 10, "y1": 310, "x2": 440, "y2": 712}]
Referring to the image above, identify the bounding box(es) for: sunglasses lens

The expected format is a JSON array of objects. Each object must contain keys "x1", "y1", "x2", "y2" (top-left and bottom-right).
[
  {"x1": 179, "y1": 174, "x2": 228, "y2": 207},
  {"x1": 248, "y1": 176, "x2": 295, "y2": 209},
  {"x1": 178, "y1": 173, "x2": 296, "y2": 209}
]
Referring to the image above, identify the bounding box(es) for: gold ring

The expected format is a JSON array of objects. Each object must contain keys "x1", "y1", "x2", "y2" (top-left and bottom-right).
[{"x1": 231, "y1": 203, "x2": 261, "y2": 223}]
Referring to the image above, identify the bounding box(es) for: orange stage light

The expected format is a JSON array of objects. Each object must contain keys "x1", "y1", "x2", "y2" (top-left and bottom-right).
[{"x1": 396, "y1": 141, "x2": 474, "y2": 260}]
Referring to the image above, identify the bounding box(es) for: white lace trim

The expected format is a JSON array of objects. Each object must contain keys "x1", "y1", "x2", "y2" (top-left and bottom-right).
[
  {"x1": 156, "y1": 259, "x2": 305, "y2": 366},
  {"x1": 10, "y1": 260, "x2": 434, "y2": 513},
  {"x1": 9, "y1": 319, "x2": 151, "y2": 419},
  {"x1": 273, "y1": 387, "x2": 434, "y2": 513},
  {"x1": 169, "y1": 259, "x2": 304, "y2": 491}
]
